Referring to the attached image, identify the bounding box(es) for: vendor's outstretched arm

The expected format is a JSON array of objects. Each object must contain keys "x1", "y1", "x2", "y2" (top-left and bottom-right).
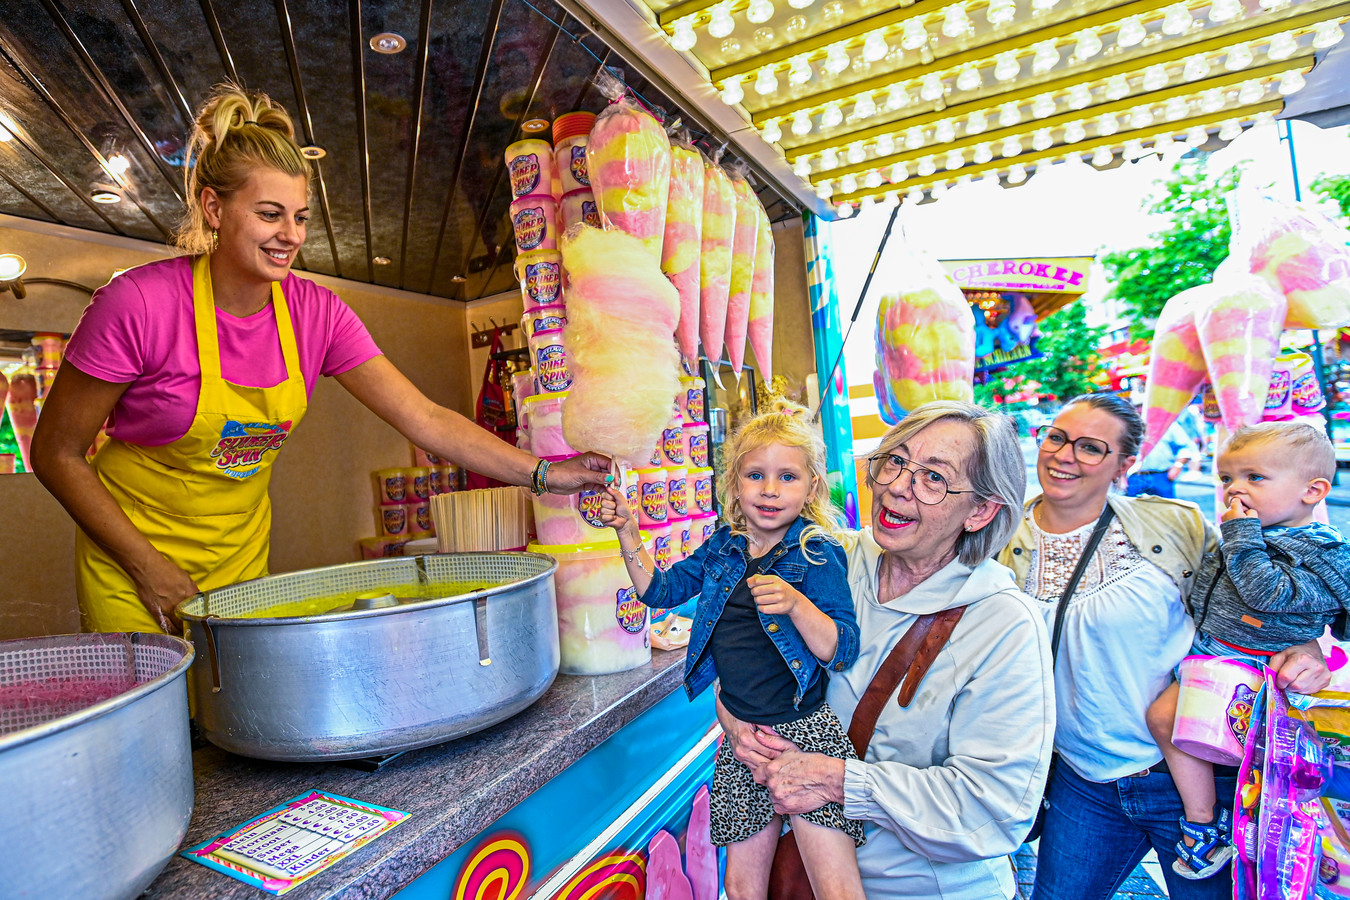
[
  {"x1": 30, "y1": 364, "x2": 197, "y2": 632},
  {"x1": 335, "y1": 356, "x2": 610, "y2": 492}
]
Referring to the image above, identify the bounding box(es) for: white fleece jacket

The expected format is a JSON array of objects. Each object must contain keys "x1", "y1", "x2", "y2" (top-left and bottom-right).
[{"x1": 830, "y1": 531, "x2": 1055, "y2": 900}]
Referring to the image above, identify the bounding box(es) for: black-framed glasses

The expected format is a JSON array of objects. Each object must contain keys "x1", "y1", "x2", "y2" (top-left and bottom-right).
[
  {"x1": 866, "y1": 454, "x2": 976, "y2": 505},
  {"x1": 1034, "y1": 426, "x2": 1115, "y2": 465}
]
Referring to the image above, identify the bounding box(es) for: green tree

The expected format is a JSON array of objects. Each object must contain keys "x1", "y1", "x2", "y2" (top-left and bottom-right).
[
  {"x1": 1311, "y1": 173, "x2": 1350, "y2": 222},
  {"x1": 1099, "y1": 158, "x2": 1243, "y2": 338},
  {"x1": 974, "y1": 300, "x2": 1107, "y2": 415}
]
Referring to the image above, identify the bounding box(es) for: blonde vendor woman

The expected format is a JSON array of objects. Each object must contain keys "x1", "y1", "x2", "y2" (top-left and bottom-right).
[{"x1": 30, "y1": 84, "x2": 609, "y2": 636}]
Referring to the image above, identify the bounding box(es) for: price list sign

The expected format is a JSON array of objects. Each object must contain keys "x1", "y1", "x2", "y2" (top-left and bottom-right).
[{"x1": 182, "y1": 791, "x2": 408, "y2": 894}]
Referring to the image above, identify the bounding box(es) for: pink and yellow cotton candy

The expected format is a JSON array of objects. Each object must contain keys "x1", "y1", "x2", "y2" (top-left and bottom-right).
[
  {"x1": 661, "y1": 144, "x2": 704, "y2": 368},
  {"x1": 699, "y1": 162, "x2": 735, "y2": 365},
  {"x1": 1140, "y1": 285, "x2": 1211, "y2": 460},
  {"x1": 1195, "y1": 266, "x2": 1288, "y2": 432},
  {"x1": 559, "y1": 225, "x2": 682, "y2": 467},
  {"x1": 724, "y1": 174, "x2": 760, "y2": 375},
  {"x1": 748, "y1": 202, "x2": 775, "y2": 382},
  {"x1": 585, "y1": 100, "x2": 672, "y2": 263}
]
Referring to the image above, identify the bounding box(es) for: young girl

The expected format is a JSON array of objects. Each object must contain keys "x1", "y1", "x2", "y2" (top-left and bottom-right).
[{"x1": 599, "y1": 402, "x2": 864, "y2": 900}]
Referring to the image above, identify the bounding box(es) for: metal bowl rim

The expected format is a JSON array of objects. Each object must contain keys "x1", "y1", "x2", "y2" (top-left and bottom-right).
[
  {"x1": 0, "y1": 632, "x2": 195, "y2": 754},
  {"x1": 174, "y1": 551, "x2": 559, "y2": 626}
]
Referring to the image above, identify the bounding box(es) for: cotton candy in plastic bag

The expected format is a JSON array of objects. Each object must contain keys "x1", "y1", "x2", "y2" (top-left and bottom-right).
[
  {"x1": 872, "y1": 247, "x2": 975, "y2": 425},
  {"x1": 585, "y1": 69, "x2": 672, "y2": 264},
  {"x1": 661, "y1": 131, "x2": 705, "y2": 369},
  {"x1": 747, "y1": 199, "x2": 775, "y2": 382},
  {"x1": 1226, "y1": 189, "x2": 1350, "y2": 330},
  {"x1": 699, "y1": 155, "x2": 735, "y2": 365},
  {"x1": 724, "y1": 166, "x2": 760, "y2": 376},
  {"x1": 1140, "y1": 284, "x2": 1211, "y2": 460},
  {"x1": 1195, "y1": 262, "x2": 1288, "y2": 432}
]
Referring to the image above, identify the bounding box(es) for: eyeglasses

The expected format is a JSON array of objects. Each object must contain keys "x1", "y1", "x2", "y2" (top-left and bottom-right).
[
  {"x1": 867, "y1": 454, "x2": 976, "y2": 505},
  {"x1": 1034, "y1": 426, "x2": 1116, "y2": 465}
]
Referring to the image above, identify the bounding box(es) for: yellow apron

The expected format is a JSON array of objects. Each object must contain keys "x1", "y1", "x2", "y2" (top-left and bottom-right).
[{"x1": 76, "y1": 256, "x2": 308, "y2": 633}]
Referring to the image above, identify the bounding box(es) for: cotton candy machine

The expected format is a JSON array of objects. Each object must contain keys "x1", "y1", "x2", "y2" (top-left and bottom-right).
[
  {"x1": 176, "y1": 552, "x2": 559, "y2": 762},
  {"x1": 0, "y1": 632, "x2": 195, "y2": 900}
]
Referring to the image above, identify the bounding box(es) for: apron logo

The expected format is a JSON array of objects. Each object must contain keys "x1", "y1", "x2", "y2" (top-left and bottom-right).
[{"x1": 211, "y1": 421, "x2": 293, "y2": 479}]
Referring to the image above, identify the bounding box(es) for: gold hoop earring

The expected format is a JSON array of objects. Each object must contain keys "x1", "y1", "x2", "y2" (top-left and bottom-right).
[{"x1": 211, "y1": 228, "x2": 219, "y2": 252}]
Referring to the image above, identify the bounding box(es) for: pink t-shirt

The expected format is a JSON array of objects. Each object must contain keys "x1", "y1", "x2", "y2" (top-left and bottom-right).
[{"x1": 64, "y1": 256, "x2": 382, "y2": 446}]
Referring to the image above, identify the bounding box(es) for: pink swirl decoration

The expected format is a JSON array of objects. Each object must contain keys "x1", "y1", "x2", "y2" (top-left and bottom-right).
[
  {"x1": 551, "y1": 851, "x2": 646, "y2": 900},
  {"x1": 454, "y1": 836, "x2": 531, "y2": 900}
]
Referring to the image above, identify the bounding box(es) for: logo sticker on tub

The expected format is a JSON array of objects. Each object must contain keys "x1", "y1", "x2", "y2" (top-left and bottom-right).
[
  {"x1": 668, "y1": 477, "x2": 688, "y2": 515},
  {"x1": 533, "y1": 315, "x2": 565, "y2": 333},
  {"x1": 686, "y1": 389, "x2": 704, "y2": 421},
  {"x1": 662, "y1": 428, "x2": 685, "y2": 464},
  {"x1": 616, "y1": 586, "x2": 646, "y2": 633},
  {"x1": 689, "y1": 433, "x2": 709, "y2": 467},
  {"x1": 649, "y1": 445, "x2": 663, "y2": 467},
  {"x1": 678, "y1": 523, "x2": 692, "y2": 556},
  {"x1": 524, "y1": 261, "x2": 561, "y2": 305},
  {"x1": 413, "y1": 503, "x2": 433, "y2": 532},
  {"x1": 508, "y1": 154, "x2": 541, "y2": 196},
  {"x1": 581, "y1": 200, "x2": 601, "y2": 229},
  {"x1": 577, "y1": 490, "x2": 607, "y2": 529},
  {"x1": 570, "y1": 146, "x2": 590, "y2": 187},
  {"x1": 624, "y1": 482, "x2": 638, "y2": 509},
  {"x1": 694, "y1": 474, "x2": 713, "y2": 512},
  {"x1": 640, "y1": 482, "x2": 668, "y2": 522},
  {"x1": 1227, "y1": 683, "x2": 1257, "y2": 747},
  {"x1": 1265, "y1": 369, "x2": 1291, "y2": 409},
  {"x1": 513, "y1": 206, "x2": 548, "y2": 251},
  {"x1": 536, "y1": 345, "x2": 572, "y2": 392},
  {"x1": 653, "y1": 534, "x2": 672, "y2": 570},
  {"x1": 382, "y1": 505, "x2": 408, "y2": 535},
  {"x1": 701, "y1": 519, "x2": 716, "y2": 542},
  {"x1": 1292, "y1": 371, "x2": 1324, "y2": 412},
  {"x1": 210, "y1": 420, "x2": 293, "y2": 479},
  {"x1": 379, "y1": 473, "x2": 407, "y2": 503}
]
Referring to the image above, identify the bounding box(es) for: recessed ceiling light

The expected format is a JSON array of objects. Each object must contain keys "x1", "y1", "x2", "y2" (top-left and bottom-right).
[
  {"x1": 451, "y1": 275, "x2": 466, "y2": 283},
  {"x1": 300, "y1": 145, "x2": 326, "y2": 159},
  {"x1": 91, "y1": 189, "x2": 122, "y2": 204},
  {"x1": 372, "y1": 256, "x2": 391, "y2": 266},
  {"x1": 370, "y1": 33, "x2": 406, "y2": 54},
  {"x1": 522, "y1": 119, "x2": 550, "y2": 133}
]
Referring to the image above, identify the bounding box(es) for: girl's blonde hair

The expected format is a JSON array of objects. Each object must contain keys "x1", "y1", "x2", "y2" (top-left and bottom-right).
[
  {"x1": 176, "y1": 84, "x2": 311, "y2": 255},
  {"x1": 717, "y1": 400, "x2": 845, "y2": 561}
]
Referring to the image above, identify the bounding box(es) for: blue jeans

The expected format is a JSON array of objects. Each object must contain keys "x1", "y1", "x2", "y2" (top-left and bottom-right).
[
  {"x1": 1031, "y1": 762, "x2": 1236, "y2": 900},
  {"x1": 1126, "y1": 471, "x2": 1176, "y2": 499}
]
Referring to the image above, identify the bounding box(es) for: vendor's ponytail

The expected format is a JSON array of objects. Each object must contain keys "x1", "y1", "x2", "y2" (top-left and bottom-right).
[{"x1": 176, "y1": 84, "x2": 310, "y2": 255}]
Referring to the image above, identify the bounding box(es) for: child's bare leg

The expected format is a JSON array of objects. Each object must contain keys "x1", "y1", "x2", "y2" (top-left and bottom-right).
[
  {"x1": 722, "y1": 817, "x2": 782, "y2": 900},
  {"x1": 1146, "y1": 682, "x2": 1218, "y2": 825},
  {"x1": 790, "y1": 816, "x2": 865, "y2": 900}
]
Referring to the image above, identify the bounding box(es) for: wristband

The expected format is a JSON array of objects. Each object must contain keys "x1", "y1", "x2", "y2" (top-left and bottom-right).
[{"x1": 530, "y1": 458, "x2": 550, "y2": 496}]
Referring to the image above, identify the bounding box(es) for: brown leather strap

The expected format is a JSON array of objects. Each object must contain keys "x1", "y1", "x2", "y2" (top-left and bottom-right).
[{"x1": 846, "y1": 606, "x2": 966, "y2": 758}]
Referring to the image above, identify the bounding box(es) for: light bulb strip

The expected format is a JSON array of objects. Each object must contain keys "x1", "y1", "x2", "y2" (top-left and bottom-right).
[
  {"x1": 806, "y1": 55, "x2": 1309, "y2": 180},
  {"x1": 751, "y1": 0, "x2": 1347, "y2": 123},
  {"x1": 829, "y1": 100, "x2": 1281, "y2": 204},
  {"x1": 657, "y1": 0, "x2": 742, "y2": 28}
]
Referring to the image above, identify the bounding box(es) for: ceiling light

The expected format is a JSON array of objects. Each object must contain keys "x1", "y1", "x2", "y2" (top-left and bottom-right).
[
  {"x1": 917, "y1": 156, "x2": 937, "y2": 176},
  {"x1": 957, "y1": 65, "x2": 982, "y2": 91},
  {"x1": 817, "y1": 181, "x2": 835, "y2": 199},
  {"x1": 794, "y1": 156, "x2": 813, "y2": 177},
  {"x1": 1092, "y1": 146, "x2": 1114, "y2": 166},
  {"x1": 974, "y1": 142, "x2": 994, "y2": 163},
  {"x1": 877, "y1": 134, "x2": 896, "y2": 155},
  {"x1": 902, "y1": 18, "x2": 929, "y2": 50},
  {"x1": 708, "y1": 3, "x2": 736, "y2": 39},
  {"x1": 374, "y1": 256, "x2": 393, "y2": 266},
  {"x1": 945, "y1": 149, "x2": 966, "y2": 169},
  {"x1": 1278, "y1": 70, "x2": 1306, "y2": 94},
  {"x1": 0, "y1": 253, "x2": 26, "y2": 281},
  {"x1": 1143, "y1": 64, "x2": 1169, "y2": 91},
  {"x1": 1225, "y1": 43, "x2": 1253, "y2": 71},
  {"x1": 1266, "y1": 32, "x2": 1298, "y2": 62},
  {"x1": 105, "y1": 153, "x2": 131, "y2": 177},
  {"x1": 886, "y1": 84, "x2": 912, "y2": 110},
  {"x1": 791, "y1": 110, "x2": 813, "y2": 135},
  {"x1": 821, "y1": 148, "x2": 840, "y2": 168},
  {"x1": 944, "y1": 4, "x2": 974, "y2": 37},
  {"x1": 1032, "y1": 94, "x2": 1056, "y2": 118},
  {"x1": 1130, "y1": 106, "x2": 1155, "y2": 129},
  {"x1": 1219, "y1": 119, "x2": 1243, "y2": 140},
  {"x1": 1068, "y1": 84, "x2": 1092, "y2": 109},
  {"x1": 1161, "y1": 4, "x2": 1192, "y2": 35},
  {"x1": 847, "y1": 142, "x2": 866, "y2": 164},
  {"x1": 1118, "y1": 16, "x2": 1147, "y2": 47},
  {"x1": 993, "y1": 52, "x2": 1021, "y2": 83},
  {"x1": 863, "y1": 31, "x2": 890, "y2": 63},
  {"x1": 671, "y1": 18, "x2": 697, "y2": 51},
  {"x1": 998, "y1": 101, "x2": 1022, "y2": 127},
  {"x1": 1164, "y1": 96, "x2": 1190, "y2": 119},
  {"x1": 935, "y1": 119, "x2": 957, "y2": 142},
  {"x1": 1007, "y1": 164, "x2": 1028, "y2": 184},
  {"x1": 1098, "y1": 112, "x2": 1120, "y2": 136},
  {"x1": 369, "y1": 33, "x2": 407, "y2": 54},
  {"x1": 91, "y1": 189, "x2": 122, "y2": 204},
  {"x1": 1313, "y1": 21, "x2": 1345, "y2": 49},
  {"x1": 1183, "y1": 55, "x2": 1211, "y2": 81},
  {"x1": 836, "y1": 203, "x2": 854, "y2": 218},
  {"x1": 747, "y1": 0, "x2": 775, "y2": 24},
  {"x1": 920, "y1": 73, "x2": 945, "y2": 102},
  {"x1": 1074, "y1": 28, "x2": 1103, "y2": 61},
  {"x1": 1032, "y1": 41, "x2": 1059, "y2": 74},
  {"x1": 821, "y1": 102, "x2": 844, "y2": 128},
  {"x1": 789, "y1": 55, "x2": 813, "y2": 85},
  {"x1": 865, "y1": 170, "x2": 883, "y2": 188},
  {"x1": 754, "y1": 68, "x2": 779, "y2": 95},
  {"x1": 1001, "y1": 136, "x2": 1023, "y2": 156},
  {"x1": 840, "y1": 174, "x2": 858, "y2": 193},
  {"x1": 1185, "y1": 126, "x2": 1209, "y2": 146},
  {"x1": 1238, "y1": 79, "x2": 1265, "y2": 103},
  {"x1": 1064, "y1": 121, "x2": 1087, "y2": 142},
  {"x1": 1209, "y1": 0, "x2": 1241, "y2": 23},
  {"x1": 853, "y1": 91, "x2": 877, "y2": 120},
  {"x1": 762, "y1": 119, "x2": 783, "y2": 143},
  {"x1": 1105, "y1": 74, "x2": 1131, "y2": 100},
  {"x1": 889, "y1": 161, "x2": 909, "y2": 182},
  {"x1": 987, "y1": 0, "x2": 1017, "y2": 25},
  {"x1": 967, "y1": 109, "x2": 988, "y2": 133},
  {"x1": 824, "y1": 43, "x2": 851, "y2": 75}
]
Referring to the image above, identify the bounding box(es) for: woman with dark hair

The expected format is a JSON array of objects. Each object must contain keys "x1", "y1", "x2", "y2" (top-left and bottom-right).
[{"x1": 998, "y1": 392, "x2": 1328, "y2": 900}]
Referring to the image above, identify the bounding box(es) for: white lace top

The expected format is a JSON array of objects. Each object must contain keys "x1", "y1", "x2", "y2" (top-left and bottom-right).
[{"x1": 1023, "y1": 501, "x2": 1196, "y2": 782}]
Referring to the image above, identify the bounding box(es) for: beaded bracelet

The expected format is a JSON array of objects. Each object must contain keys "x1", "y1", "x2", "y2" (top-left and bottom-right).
[{"x1": 530, "y1": 458, "x2": 550, "y2": 495}]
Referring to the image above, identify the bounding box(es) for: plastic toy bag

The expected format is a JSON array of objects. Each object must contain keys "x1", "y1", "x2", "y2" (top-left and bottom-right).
[
  {"x1": 661, "y1": 129, "x2": 705, "y2": 369},
  {"x1": 872, "y1": 246, "x2": 975, "y2": 425},
  {"x1": 585, "y1": 69, "x2": 672, "y2": 264},
  {"x1": 1195, "y1": 261, "x2": 1288, "y2": 432},
  {"x1": 650, "y1": 613, "x2": 692, "y2": 651},
  {"x1": 1235, "y1": 671, "x2": 1334, "y2": 900},
  {"x1": 1141, "y1": 285, "x2": 1211, "y2": 460},
  {"x1": 1226, "y1": 189, "x2": 1350, "y2": 330},
  {"x1": 724, "y1": 165, "x2": 760, "y2": 377}
]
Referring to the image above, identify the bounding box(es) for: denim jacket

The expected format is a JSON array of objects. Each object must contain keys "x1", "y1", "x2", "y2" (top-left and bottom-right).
[{"x1": 639, "y1": 516, "x2": 860, "y2": 707}]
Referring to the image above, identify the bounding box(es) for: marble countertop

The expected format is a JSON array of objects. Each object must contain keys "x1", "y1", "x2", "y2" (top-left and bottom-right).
[{"x1": 143, "y1": 649, "x2": 688, "y2": 900}]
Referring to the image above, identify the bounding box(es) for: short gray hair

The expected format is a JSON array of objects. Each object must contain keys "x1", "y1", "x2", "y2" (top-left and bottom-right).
[{"x1": 868, "y1": 401, "x2": 1025, "y2": 567}]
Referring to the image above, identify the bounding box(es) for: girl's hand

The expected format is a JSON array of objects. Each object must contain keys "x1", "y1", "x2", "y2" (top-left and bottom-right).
[
  {"x1": 599, "y1": 486, "x2": 637, "y2": 537},
  {"x1": 135, "y1": 555, "x2": 199, "y2": 635},
  {"x1": 1221, "y1": 497, "x2": 1256, "y2": 522},
  {"x1": 748, "y1": 574, "x2": 805, "y2": 616}
]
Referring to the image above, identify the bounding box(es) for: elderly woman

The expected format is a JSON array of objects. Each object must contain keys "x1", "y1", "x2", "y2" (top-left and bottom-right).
[
  {"x1": 720, "y1": 401, "x2": 1055, "y2": 900},
  {"x1": 997, "y1": 392, "x2": 1328, "y2": 900}
]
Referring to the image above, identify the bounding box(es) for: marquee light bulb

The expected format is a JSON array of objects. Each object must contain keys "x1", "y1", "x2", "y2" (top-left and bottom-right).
[
  {"x1": 1255, "y1": 110, "x2": 1276, "y2": 127},
  {"x1": 720, "y1": 76, "x2": 744, "y2": 105},
  {"x1": 1143, "y1": 64, "x2": 1169, "y2": 91},
  {"x1": 946, "y1": 149, "x2": 966, "y2": 169},
  {"x1": 876, "y1": 133, "x2": 896, "y2": 155},
  {"x1": 859, "y1": 195, "x2": 876, "y2": 213},
  {"x1": 973, "y1": 142, "x2": 993, "y2": 163},
  {"x1": 883, "y1": 190, "x2": 900, "y2": 207},
  {"x1": 791, "y1": 110, "x2": 813, "y2": 135},
  {"x1": 762, "y1": 119, "x2": 783, "y2": 143},
  {"x1": 840, "y1": 174, "x2": 858, "y2": 194},
  {"x1": 821, "y1": 101, "x2": 844, "y2": 128},
  {"x1": 920, "y1": 73, "x2": 945, "y2": 102},
  {"x1": 785, "y1": 14, "x2": 808, "y2": 36},
  {"x1": 930, "y1": 180, "x2": 948, "y2": 198},
  {"x1": 817, "y1": 181, "x2": 834, "y2": 199},
  {"x1": 1209, "y1": 0, "x2": 1241, "y2": 23},
  {"x1": 847, "y1": 142, "x2": 866, "y2": 164},
  {"x1": 886, "y1": 84, "x2": 912, "y2": 110},
  {"x1": 917, "y1": 156, "x2": 937, "y2": 176},
  {"x1": 1278, "y1": 70, "x2": 1306, "y2": 95},
  {"x1": 1130, "y1": 106, "x2": 1155, "y2": 129},
  {"x1": 1225, "y1": 43, "x2": 1253, "y2": 71},
  {"x1": 1092, "y1": 146, "x2": 1114, "y2": 166},
  {"x1": 865, "y1": 170, "x2": 883, "y2": 189},
  {"x1": 1313, "y1": 21, "x2": 1345, "y2": 49},
  {"x1": 824, "y1": 43, "x2": 851, "y2": 75},
  {"x1": 787, "y1": 0, "x2": 813, "y2": 8},
  {"x1": 853, "y1": 92, "x2": 878, "y2": 120},
  {"x1": 1007, "y1": 164, "x2": 1028, "y2": 184},
  {"x1": 1001, "y1": 136, "x2": 1023, "y2": 157},
  {"x1": 747, "y1": 0, "x2": 775, "y2": 24},
  {"x1": 957, "y1": 65, "x2": 982, "y2": 91},
  {"x1": 998, "y1": 101, "x2": 1022, "y2": 127},
  {"x1": 1164, "y1": 96, "x2": 1190, "y2": 120},
  {"x1": 1219, "y1": 119, "x2": 1243, "y2": 140},
  {"x1": 1067, "y1": 84, "x2": 1092, "y2": 109},
  {"x1": 708, "y1": 3, "x2": 736, "y2": 38},
  {"x1": 889, "y1": 161, "x2": 909, "y2": 182},
  {"x1": 755, "y1": 68, "x2": 779, "y2": 95},
  {"x1": 1154, "y1": 134, "x2": 1176, "y2": 155},
  {"x1": 1032, "y1": 128, "x2": 1053, "y2": 151},
  {"x1": 671, "y1": 18, "x2": 697, "y2": 51},
  {"x1": 836, "y1": 202, "x2": 854, "y2": 219},
  {"x1": 1032, "y1": 93, "x2": 1056, "y2": 118},
  {"x1": 1118, "y1": 16, "x2": 1146, "y2": 47},
  {"x1": 1183, "y1": 55, "x2": 1211, "y2": 81},
  {"x1": 1238, "y1": 79, "x2": 1265, "y2": 103},
  {"x1": 1032, "y1": 0, "x2": 1059, "y2": 14},
  {"x1": 1097, "y1": 112, "x2": 1120, "y2": 136},
  {"x1": 821, "y1": 147, "x2": 840, "y2": 168},
  {"x1": 1105, "y1": 74, "x2": 1131, "y2": 101},
  {"x1": 863, "y1": 31, "x2": 890, "y2": 62},
  {"x1": 788, "y1": 55, "x2": 813, "y2": 85},
  {"x1": 1162, "y1": 4, "x2": 1192, "y2": 35},
  {"x1": 1074, "y1": 28, "x2": 1103, "y2": 62},
  {"x1": 1266, "y1": 32, "x2": 1298, "y2": 62},
  {"x1": 902, "y1": 18, "x2": 929, "y2": 50},
  {"x1": 966, "y1": 109, "x2": 988, "y2": 133},
  {"x1": 1124, "y1": 138, "x2": 1145, "y2": 158},
  {"x1": 935, "y1": 119, "x2": 957, "y2": 142},
  {"x1": 793, "y1": 156, "x2": 813, "y2": 177},
  {"x1": 994, "y1": 52, "x2": 1021, "y2": 82},
  {"x1": 987, "y1": 0, "x2": 1017, "y2": 25},
  {"x1": 906, "y1": 186, "x2": 925, "y2": 204},
  {"x1": 1032, "y1": 40, "x2": 1060, "y2": 74},
  {"x1": 943, "y1": 4, "x2": 973, "y2": 37},
  {"x1": 1199, "y1": 88, "x2": 1224, "y2": 113},
  {"x1": 906, "y1": 126, "x2": 927, "y2": 149},
  {"x1": 1064, "y1": 121, "x2": 1087, "y2": 142},
  {"x1": 1185, "y1": 126, "x2": 1209, "y2": 147}
]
